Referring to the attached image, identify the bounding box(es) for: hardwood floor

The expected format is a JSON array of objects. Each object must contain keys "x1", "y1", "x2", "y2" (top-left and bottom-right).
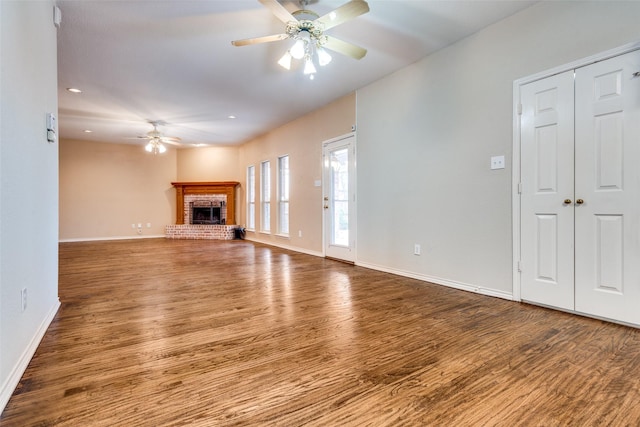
[{"x1": 2, "y1": 238, "x2": 640, "y2": 426}]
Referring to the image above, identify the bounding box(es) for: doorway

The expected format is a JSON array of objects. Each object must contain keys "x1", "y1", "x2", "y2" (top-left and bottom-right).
[{"x1": 322, "y1": 133, "x2": 356, "y2": 262}]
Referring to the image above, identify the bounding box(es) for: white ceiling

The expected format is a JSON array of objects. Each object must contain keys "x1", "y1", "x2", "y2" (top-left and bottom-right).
[{"x1": 57, "y1": 0, "x2": 536, "y2": 147}]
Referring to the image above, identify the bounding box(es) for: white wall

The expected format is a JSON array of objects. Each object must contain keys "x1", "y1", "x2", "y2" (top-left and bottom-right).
[
  {"x1": 356, "y1": 1, "x2": 640, "y2": 298},
  {"x1": 1, "y1": 0, "x2": 60, "y2": 411}
]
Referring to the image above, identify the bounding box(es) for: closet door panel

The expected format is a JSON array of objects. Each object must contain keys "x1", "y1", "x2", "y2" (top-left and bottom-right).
[
  {"x1": 520, "y1": 71, "x2": 575, "y2": 310},
  {"x1": 574, "y1": 50, "x2": 640, "y2": 325}
]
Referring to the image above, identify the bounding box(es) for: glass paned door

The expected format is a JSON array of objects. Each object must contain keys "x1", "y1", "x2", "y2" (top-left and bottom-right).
[{"x1": 323, "y1": 134, "x2": 355, "y2": 262}]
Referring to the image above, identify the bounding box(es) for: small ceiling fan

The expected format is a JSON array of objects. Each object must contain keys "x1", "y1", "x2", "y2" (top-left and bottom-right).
[
  {"x1": 232, "y1": 0, "x2": 369, "y2": 75},
  {"x1": 133, "y1": 122, "x2": 181, "y2": 154}
]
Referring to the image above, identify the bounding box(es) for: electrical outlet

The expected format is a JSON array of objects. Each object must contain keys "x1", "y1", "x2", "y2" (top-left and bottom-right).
[
  {"x1": 131, "y1": 223, "x2": 136, "y2": 229},
  {"x1": 298, "y1": 230, "x2": 302, "y2": 237},
  {"x1": 414, "y1": 244, "x2": 421, "y2": 255},
  {"x1": 146, "y1": 223, "x2": 151, "y2": 228},
  {"x1": 21, "y1": 288, "x2": 27, "y2": 312}
]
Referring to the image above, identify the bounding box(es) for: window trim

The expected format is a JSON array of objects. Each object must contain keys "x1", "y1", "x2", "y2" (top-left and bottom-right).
[
  {"x1": 246, "y1": 165, "x2": 256, "y2": 231},
  {"x1": 260, "y1": 160, "x2": 271, "y2": 233},
  {"x1": 277, "y1": 155, "x2": 290, "y2": 236}
]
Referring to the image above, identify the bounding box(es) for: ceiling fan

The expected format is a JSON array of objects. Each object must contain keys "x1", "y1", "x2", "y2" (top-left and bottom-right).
[
  {"x1": 231, "y1": 0, "x2": 369, "y2": 76},
  {"x1": 133, "y1": 122, "x2": 181, "y2": 154}
]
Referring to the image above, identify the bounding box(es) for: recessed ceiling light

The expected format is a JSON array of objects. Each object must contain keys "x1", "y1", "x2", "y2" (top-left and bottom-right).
[
  {"x1": 83, "y1": 130, "x2": 93, "y2": 133},
  {"x1": 66, "y1": 88, "x2": 82, "y2": 93},
  {"x1": 228, "y1": 115, "x2": 236, "y2": 119}
]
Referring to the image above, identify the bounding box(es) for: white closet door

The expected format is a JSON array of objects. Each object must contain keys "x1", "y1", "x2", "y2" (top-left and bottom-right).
[
  {"x1": 520, "y1": 70, "x2": 575, "y2": 310},
  {"x1": 574, "y1": 50, "x2": 640, "y2": 325}
]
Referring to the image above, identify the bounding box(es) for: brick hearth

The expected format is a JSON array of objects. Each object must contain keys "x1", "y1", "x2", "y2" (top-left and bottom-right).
[{"x1": 165, "y1": 224, "x2": 236, "y2": 240}]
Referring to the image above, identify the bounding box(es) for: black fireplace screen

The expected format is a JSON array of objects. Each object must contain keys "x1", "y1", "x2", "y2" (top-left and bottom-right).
[{"x1": 191, "y1": 206, "x2": 224, "y2": 224}]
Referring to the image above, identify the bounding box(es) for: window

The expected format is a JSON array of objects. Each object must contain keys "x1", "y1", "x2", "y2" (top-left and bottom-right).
[
  {"x1": 260, "y1": 160, "x2": 271, "y2": 232},
  {"x1": 246, "y1": 165, "x2": 255, "y2": 230},
  {"x1": 278, "y1": 155, "x2": 290, "y2": 235}
]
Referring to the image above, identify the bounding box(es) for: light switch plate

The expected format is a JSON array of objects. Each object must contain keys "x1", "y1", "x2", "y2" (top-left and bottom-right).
[{"x1": 491, "y1": 155, "x2": 505, "y2": 170}]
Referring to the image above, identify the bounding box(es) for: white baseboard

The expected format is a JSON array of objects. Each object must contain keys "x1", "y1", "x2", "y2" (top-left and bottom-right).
[
  {"x1": 59, "y1": 235, "x2": 166, "y2": 243},
  {"x1": 355, "y1": 261, "x2": 514, "y2": 301},
  {"x1": 241, "y1": 239, "x2": 512, "y2": 300},
  {"x1": 243, "y1": 236, "x2": 324, "y2": 258},
  {"x1": 0, "y1": 299, "x2": 61, "y2": 413}
]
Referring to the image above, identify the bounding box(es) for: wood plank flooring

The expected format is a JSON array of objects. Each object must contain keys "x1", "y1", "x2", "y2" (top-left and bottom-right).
[{"x1": 2, "y1": 238, "x2": 640, "y2": 426}]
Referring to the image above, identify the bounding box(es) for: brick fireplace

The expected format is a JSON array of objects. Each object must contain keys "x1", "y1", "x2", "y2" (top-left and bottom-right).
[{"x1": 165, "y1": 181, "x2": 240, "y2": 240}]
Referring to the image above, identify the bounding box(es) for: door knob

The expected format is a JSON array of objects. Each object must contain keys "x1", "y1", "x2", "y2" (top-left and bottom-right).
[
  {"x1": 323, "y1": 196, "x2": 329, "y2": 201},
  {"x1": 564, "y1": 199, "x2": 572, "y2": 204},
  {"x1": 324, "y1": 205, "x2": 329, "y2": 209},
  {"x1": 576, "y1": 199, "x2": 584, "y2": 205}
]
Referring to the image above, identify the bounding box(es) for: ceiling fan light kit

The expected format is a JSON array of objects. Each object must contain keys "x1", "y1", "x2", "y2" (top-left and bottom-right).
[
  {"x1": 231, "y1": 0, "x2": 369, "y2": 78},
  {"x1": 145, "y1": 140, "x2": 167, "y2": 154},
  {"x1": 135, "y1": 122, "x2": 181, "y2": 154}
]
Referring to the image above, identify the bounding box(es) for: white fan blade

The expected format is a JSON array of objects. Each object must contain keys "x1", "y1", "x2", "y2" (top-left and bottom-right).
[
  {"x1": 258, "y1": 0, "x2": 296, "y2": 24},
  {"x1": 128, "y1": 136, "x2": 181, "y2": 144},
  {"x1": 323, "y1": 36, "x2": 367, "y2": 60},
  {"x1": 232, "y1": 34, "x2": 288, "y2": 47},
  {"x1": 316, "y1": 0, "x2": 369, "y2": 31},
  {"x1": 160, "y1": 136, "x2": 181, "y2": 143},
  {"x1": 161, "y1": 139, "x2": 182, "y2": 147}
]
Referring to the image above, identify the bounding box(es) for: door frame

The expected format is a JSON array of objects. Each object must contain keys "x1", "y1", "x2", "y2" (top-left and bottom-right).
[
  {"x1": 322, "y1": 132, "x2": 357, "y2": 262},
  {"x1": 512, "y1": 41, "x2": 640, "y2": 302}
]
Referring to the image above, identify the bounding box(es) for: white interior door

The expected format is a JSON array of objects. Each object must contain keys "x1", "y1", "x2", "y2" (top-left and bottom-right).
[
  {"x1": 574, "y1": 50, "x2": 640, "y2": 325},
  {"x1": 520, "y1": 49, "x2": 640, "y2": 325},
  {"x1": 323, "y1": 134, "x2": 356, "y2": 262},
  {"x1": 520, "y1": 70, "x2": 575, "y2": 310}
]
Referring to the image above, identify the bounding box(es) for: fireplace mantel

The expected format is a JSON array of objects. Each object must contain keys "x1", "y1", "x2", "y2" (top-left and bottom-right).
[{"x1": 171, "y1": 181, "x2": 239, "y2": 225}]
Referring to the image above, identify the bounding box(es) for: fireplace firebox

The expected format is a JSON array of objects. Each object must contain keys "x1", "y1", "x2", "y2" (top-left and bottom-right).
[{"x1": 190, "y1": 201, "x2": 226, "y2": 225}]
